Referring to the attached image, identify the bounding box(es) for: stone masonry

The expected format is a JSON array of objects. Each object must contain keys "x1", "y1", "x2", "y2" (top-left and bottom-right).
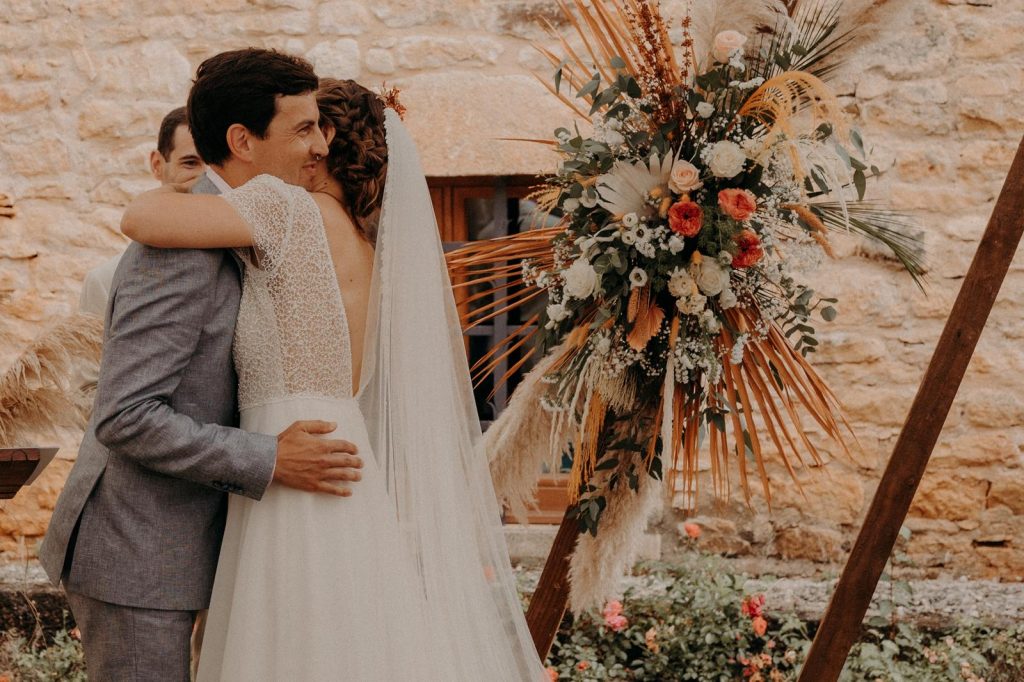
[{"x1": 0, "y1": 0, "x2": 1022, "y2": 579}]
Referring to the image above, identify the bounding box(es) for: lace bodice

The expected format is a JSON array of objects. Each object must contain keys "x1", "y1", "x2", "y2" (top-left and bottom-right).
[{"x1": 223, "y1": 174, "x2": 353, "y2": 409}]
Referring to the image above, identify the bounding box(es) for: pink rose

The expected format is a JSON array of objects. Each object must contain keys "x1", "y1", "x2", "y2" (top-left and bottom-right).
[
  {"x1": 683, "y1": 522, "x2": 702, "y2": 539},
  {"x1": 713, "y1": 30, "x2": 747, "y2": 62},
  {"x1": 718, "y1": 188, "x2": 757, "y2": 222},
  {"x1": 669, "y1": 159, "x2": 703, "y2": 195},
  {"x1": 605, "y1": 614, "x2": 629, "y2": 632},
  {"x1": 601, "y1": 600, "x2": 623, "y2": 618},
  {"x1": 546, "y1": 667, "x2": 558, "y2": 681}
]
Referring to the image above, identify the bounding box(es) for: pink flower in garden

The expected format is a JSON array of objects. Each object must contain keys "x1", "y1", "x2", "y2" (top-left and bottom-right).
[
  {"x1": 605, "y1": 614, "x2": 629, "y2": 632},
  {"x1": 718, "y1": 188, "x2": 758, "y2": 221},
  {"x1": 752, "y1": 615, "x2": 768, "y2": 637},
  {"x1": 601, "y1": 600, "x2": 623, "y2": 619},
  {"x1": 741, "y1": 593, "x2": 766, "y2": 619},
  {"x1": 576, "y1": 661, "x2": 591, "y2": 671},
  {"x1": 546, "y1": 667, "x2": 559, "y2": 681},
  {"x1": 645, "y1": 627, "x2": 660, "y2": 653},
  {"x1": 683, "y1": 522, "x2": 702, "y2": 539}
]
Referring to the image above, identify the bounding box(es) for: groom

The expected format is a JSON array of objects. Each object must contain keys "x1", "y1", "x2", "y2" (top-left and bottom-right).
[{"x1": 40, "y1": 49, "x2": 362, "y2": 681}]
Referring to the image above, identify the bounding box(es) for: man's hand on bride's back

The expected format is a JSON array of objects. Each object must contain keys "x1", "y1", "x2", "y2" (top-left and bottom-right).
[{"x1": 274, "y1": 420, "x2": 362, "y2": 497}]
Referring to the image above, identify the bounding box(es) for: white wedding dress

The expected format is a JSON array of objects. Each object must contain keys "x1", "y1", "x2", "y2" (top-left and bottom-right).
[{"x1": 197, "y1": 112, "x2": 546, "y2": 681}]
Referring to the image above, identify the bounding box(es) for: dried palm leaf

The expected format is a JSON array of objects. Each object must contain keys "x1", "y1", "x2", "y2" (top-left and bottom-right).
[
  {"x1": 0, "y1": 313, "x2": 103, "y2": 447},
  {"x1": 625, "y1": 286, "x2": 665, "y2": 351}
]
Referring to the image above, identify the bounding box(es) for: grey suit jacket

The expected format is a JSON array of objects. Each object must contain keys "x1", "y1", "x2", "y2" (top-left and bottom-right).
[{"x1": 39, "y1": 174, "x2": 278, "y2": 611}]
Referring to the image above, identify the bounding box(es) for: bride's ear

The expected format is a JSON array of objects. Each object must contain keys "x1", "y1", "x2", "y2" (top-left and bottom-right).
[{"x1": 225, "y1": 123, "x2": 255, "y2": 162}]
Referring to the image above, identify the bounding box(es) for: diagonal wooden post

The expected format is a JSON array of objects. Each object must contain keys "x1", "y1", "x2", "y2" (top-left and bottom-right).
[
  {"x1": 526, "y1": 508, "x2": 581, "y2": 659},
  {"x1": 798, "y1": 133, "x2": 1024, "y2": 681}
]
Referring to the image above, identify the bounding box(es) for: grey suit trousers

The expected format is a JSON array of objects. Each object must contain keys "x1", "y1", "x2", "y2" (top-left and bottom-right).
[{"x1": 66, "y1": 590, "x2": 195, "y2": 682}]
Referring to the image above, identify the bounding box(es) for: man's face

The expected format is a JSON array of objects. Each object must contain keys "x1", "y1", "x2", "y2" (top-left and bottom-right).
[
  {"x1": 248, "y1": 93, "x2": 328, "y2": 187},
  {"x1": 151, "y1": 125, "x2": 204, "y2": 186}
]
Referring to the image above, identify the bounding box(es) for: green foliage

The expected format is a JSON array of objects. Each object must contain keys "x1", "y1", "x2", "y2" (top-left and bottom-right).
[
  {"x1": 544, "y1": 561, "x2": 1024, "y2": 681},
  {"x1": 0, "y1": 628, "x2": 87, "y2": 682}
]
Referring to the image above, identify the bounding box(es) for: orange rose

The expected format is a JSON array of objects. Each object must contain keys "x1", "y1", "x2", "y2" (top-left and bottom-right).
[
  {"x1": 683, "y1": 522, "x2": 702, "y2": 539},
  {"x1": 577, "y1": 661, "x2": 591, "y2": 671},
  {"x1": 732, "y1": 229, "x2": 764, "y2": 268},
  {"x1": 668, "y1": 201, "x2": 703, "y2": 237},
  {"x1": 718, "y1": 188, "x2": 757, "y2": 222},
  {"x1": 752, "y1": 615, "x2": 768, "y2": 637},
  {"x1": 546, "y1": 667, "x2": 559, "y2": 681}
]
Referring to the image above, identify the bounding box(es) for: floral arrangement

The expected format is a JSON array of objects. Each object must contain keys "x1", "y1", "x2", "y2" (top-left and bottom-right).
[{"x1": 448, "y1": 0, "x2": 923, "y2": 609}]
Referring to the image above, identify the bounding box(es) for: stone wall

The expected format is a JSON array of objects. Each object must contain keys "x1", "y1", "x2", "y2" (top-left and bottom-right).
[{"x1": 1, "y1": 0, "x2": 1023, "y2": 577}]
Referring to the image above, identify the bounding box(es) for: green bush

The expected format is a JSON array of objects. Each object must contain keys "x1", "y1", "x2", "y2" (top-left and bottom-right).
[
  {"x1": 0, "y1": 628, "x2": 86, "y2": 682},
  {"x1": 545, "y1": 560, "x2": 1024, "y2": 681}
]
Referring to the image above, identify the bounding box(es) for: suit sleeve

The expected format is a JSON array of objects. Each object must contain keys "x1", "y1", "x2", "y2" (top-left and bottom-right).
[{"x1": 92, "y1": 245, "x2": 277, "y2": 500}]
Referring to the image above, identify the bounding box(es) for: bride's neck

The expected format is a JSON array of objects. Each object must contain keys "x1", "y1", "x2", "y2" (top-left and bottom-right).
[{"x1": 321, "y1": 175, "x2": 347, "y2": 207}]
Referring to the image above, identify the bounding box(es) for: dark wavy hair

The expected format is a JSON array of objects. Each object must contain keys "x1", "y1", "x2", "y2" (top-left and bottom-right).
[
  {"x1": 188, "y1": 48, "x2": 319, "y2": 166},
  {"x1": 316, "y1": 78, "x2": 388, "y2": 238}
]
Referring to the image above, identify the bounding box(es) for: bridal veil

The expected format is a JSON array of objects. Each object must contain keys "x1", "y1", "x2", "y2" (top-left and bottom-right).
[{"x1": 358, "y1": 109, "x2": 547, "y2": 680}]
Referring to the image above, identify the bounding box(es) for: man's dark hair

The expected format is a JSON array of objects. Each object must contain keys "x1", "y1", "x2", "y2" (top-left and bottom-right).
[
  {"x1": 187, "y1": 48, "x2": 319, "y2": 165},
  {"x1": 156, "y1": 106, "x2": 188, "y2": 160}
]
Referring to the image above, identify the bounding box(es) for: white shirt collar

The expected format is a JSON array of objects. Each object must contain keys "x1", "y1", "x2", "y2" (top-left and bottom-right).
[{"x1": 205, "y1": 168, "x2": 233, "y2": 194}]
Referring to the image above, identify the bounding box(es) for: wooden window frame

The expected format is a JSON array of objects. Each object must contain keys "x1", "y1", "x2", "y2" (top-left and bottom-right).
[{"x1": 430, "y1": 175, "x2": 570, "y2": 524}]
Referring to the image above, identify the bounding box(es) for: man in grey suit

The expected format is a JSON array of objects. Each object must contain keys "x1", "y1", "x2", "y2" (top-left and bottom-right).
[{"x1": 40, "y1": 49, "x2": 362, "y2": 681}]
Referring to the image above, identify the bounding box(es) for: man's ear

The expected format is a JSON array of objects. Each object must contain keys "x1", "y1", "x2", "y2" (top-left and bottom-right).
[
  {"x1": 321, "y1": 122, "x2": 336, "y2": 147},
  {"x1": 149, "y1": 150, "x2": 164, "y2": 183},
  {"x1": 225, "y1": 123, "x2": 256, "y2": 162}
]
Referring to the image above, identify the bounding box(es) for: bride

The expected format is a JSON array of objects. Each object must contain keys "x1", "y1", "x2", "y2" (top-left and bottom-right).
[{"x1": 121, "y1": 79, "x2": 546, "y2": 681}]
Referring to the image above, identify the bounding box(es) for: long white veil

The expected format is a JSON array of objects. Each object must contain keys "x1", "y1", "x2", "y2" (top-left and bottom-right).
[{"x1": 358, "y1": 109, "x2": 547, "y2": 680}]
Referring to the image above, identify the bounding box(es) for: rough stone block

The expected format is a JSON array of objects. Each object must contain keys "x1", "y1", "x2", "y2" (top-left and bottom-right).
[
  {"x1": 910, "y1": 474, "x2": 988, "y2": 521},
  {"x1": 317, "y1": 1, "x2": 369, "y2": 35},
  {"x1": 772, "y1": 525, "x2": 844, "y2": 563},
  {"x1": 396, "y1": 36, "x2": 504, "y2": 70},
  {"x1": 306, "y1": 39, "x2": 361, "y2": 80}
]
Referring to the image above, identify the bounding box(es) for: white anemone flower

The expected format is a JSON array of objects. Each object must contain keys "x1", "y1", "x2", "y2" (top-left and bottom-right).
[
  {"x1": 596, "y1": 153, "x2": 673, "y2": 217},
  {"x1": 629, "y1": 267, "x2": 649, "y2": 289}
]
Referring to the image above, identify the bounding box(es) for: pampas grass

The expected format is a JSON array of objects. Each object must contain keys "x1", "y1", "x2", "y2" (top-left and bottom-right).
[
  {"x1": 568, "y1": 466, "x2": 663, "y2": 613},
  {"x1": 484, "y1": 343, "x2": 577, "y2": 522},
  {"x1": 0, "y1": 313, "x2": 103, "y2": 447}
]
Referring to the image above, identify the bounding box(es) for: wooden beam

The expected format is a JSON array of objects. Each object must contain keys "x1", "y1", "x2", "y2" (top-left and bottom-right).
[
  {"x1": 798, "y1": 133, "x2": 1024, "y2": 681},
  {"x1": 526, "y1": 508, "x2": 581, "y2": 659}
]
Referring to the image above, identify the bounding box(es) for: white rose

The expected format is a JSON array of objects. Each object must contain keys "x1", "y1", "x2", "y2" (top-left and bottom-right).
[
  {"x1": 689, "y1": 257, "x2": 731, "y2": 296},
  {"x1": 668, "y1": 235, "x2": 685, "y2": 254},
  {"x1": 562, "y1": 258, "x2": 599, "y2": 300},
  {"x1": 719, "y1": 288, "x2": 738, "y2": 309},
  {"x1": 546, "y1": 302, "x2": 569, "y2": 322},
  {"x1": 707, "y1": 140, "x2": 747, "y2": 178},
  {"x1": 668, "y1": 159, "x2": 703, "y2": 194},
  {"x1": 695, "y1": 101, "x2": 715, "y2": 119},
  {"x1": 668, "y1": 268, "x2": 698, "y2": 299},
  {"x1": 713, "y1": 30, "x2": 747, "y2": 63},
  {"x1": 620, "y1": 229, "x2": 637, "y2": 246},
  {"x1": 623, "y1": 212, "x2": 639, "y2": 228},
  {"x1": 676, "y1": 293, "x2": 707, "y2": 315}
]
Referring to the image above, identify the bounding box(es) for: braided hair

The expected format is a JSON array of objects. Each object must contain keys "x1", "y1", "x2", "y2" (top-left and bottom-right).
[{"x1": 316, "y1": 78, "x2": 388, "y2": 239}]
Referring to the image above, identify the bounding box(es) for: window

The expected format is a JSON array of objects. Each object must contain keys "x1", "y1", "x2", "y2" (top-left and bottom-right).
[{"x1": 430, "y1": 176, "x2": 570, "y2": 523}]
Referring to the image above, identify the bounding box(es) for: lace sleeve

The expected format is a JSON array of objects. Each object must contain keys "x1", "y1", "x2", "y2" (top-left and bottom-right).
[{"x1": 223, "y1": 174, "x2": 305, "y2": 272}]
